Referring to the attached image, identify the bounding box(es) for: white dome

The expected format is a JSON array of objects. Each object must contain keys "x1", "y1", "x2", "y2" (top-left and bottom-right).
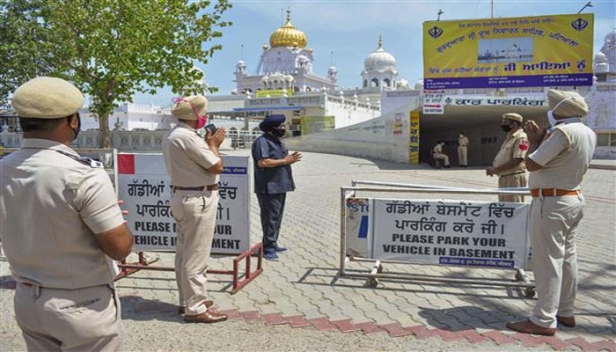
[
  {"x1": 604, "y1": 29, "x2": 616, "y2": 44},
  {"x1": 236, "y1": 60, "x2": 246, "y2": 67},
  {"x1": 328, "y1": 66, "x2": 337, "y2": 73},
  {"x1": 396, "y1": 79, "x2": 411, "y2": 90},
  {"x1": 364, "y1": 39, "x2": 397, "y2": 73},
  {"x1": 601, "y1": 29, "x2": 616, "y2": 54},
  {"x1": 594, "y1": 52, "x2": 607, "y2": 63}
]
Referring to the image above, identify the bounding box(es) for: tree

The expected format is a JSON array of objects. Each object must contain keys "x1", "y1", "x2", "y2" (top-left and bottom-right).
[{"x1": 0, "y1": 0, "x2": 232, "y2": 148}]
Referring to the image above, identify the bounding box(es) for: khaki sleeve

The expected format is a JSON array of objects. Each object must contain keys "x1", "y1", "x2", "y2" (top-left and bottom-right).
[
  {"x1": 186, "y1": 133, "x2": 221, "y2": 170},
  {"x1": 75, "y1": 169, "x2": 125, "y2": 234},
  {"x1": 528, "y1": 129, "x2": 568, "y2": 166},
  {"x1": 512, "y1": 136, "x2": 530, "y2": 159}
]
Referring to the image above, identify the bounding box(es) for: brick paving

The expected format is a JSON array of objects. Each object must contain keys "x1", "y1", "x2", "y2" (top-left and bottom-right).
[{"x1": 1, "y1": 150, "x2": 614, "y2": 351}]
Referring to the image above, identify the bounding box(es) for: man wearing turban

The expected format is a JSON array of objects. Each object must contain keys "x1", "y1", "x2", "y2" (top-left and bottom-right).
[
  {"x1": 507, "y1": 89, "x2": 596, "y2": 336},
  {"x1": 251, "y1": 114, "x2": 302, "y2": 260}
]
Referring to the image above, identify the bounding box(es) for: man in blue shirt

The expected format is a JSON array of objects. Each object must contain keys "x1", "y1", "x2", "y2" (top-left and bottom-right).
[{"x1": 251, "y1": 115, "x2": 302, "y2": 260}]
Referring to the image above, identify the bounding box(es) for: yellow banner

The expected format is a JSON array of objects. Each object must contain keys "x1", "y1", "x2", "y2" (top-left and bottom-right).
[
  {"x1": 300, "y1": 116, "x2": 335, "y2": 135},
  {"x1": 256, "y1": 89, "x2": 293, "y2": 98},
  {"x1": 409, "y1": 111, "x2": 420, "y2": 164},
  {"x1": 423, "y1": 13, "x2": 594, "y2": 89}
]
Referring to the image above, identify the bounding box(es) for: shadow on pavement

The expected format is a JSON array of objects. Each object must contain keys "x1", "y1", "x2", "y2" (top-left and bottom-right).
[
  {"x1": 120, "y1": 295, "x2": 184, "y2": 323},
  {"x1": 418, "y1": 306, "x2": 509, "y2": 332},
  {"x1": 295, "y1": 267, "x2": 533, "y2": 301}
]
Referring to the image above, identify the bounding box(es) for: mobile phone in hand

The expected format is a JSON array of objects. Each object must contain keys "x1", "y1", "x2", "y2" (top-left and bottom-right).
[{"x1": 205, "y1": 124, "x2": 217, "y2": 135}]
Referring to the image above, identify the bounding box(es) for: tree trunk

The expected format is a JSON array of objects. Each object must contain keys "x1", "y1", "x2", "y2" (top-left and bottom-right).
[{"x1": 99, "y1": 113, "x2": 110, "y2": 148}]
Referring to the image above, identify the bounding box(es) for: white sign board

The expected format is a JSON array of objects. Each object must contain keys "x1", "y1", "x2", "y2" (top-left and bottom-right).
[
  {"x1": 352, "y1": 198, "x2": 530, "y2": 269},
  {"x1": 117, "y1": 153, "x2": 250, "y2": 254},
  {"x1": 345, "y1": 198, "x2": 371, "y2": 258},
  {"x1": 423, "y1": 90, "x2": 445, "y2": 114}
]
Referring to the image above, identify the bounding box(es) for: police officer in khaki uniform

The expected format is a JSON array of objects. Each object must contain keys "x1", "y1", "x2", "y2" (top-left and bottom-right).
[
  {"x1": 457, "y1": 132, "x2": 469, "y2": 167},
  {"x1": 507, "y1": 89, "x2": 596, "y2": 336},
  {"x1": 432, "y1": 141, "x2": 450, "y2": 168},
  {"x1": 162, "y1": 95, "x2": 228, "y2": 324},
  {"x1": 0, "y1": 77, "x2": 133, "y2": 351},
  {"x1": 486, "y1": 113, "x2": 529, "y2": 202}
]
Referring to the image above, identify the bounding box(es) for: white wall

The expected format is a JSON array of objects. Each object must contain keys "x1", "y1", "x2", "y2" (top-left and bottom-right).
[
  {"x1": 286, "y1": 97, "x2": 420, "y2": 163},
  {"x1": 324, "y1": 96, "x2": 380, "y2": 129}
]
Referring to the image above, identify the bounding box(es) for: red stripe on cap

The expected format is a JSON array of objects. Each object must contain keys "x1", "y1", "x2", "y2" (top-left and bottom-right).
[{"x1": 117, "y1": 154, "x2": 135, "y2": 174}]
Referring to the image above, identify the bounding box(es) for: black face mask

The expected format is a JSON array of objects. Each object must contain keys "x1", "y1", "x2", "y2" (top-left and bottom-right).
[
  {"x1": 271, "y1": 127, "x2": 286, "y2": 138},
  {"x1": 501, "y1": 125, "x2": 512, "y2": 133},
  {"x1": 69, "y1": 113, "x2": 81, "y2": 140}
]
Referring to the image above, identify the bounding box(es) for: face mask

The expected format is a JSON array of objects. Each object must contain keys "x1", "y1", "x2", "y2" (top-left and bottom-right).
[
  {"x1": 501, "y1": 125, "x2": 512, "y2": 133},
  {"x1": 271, "y1": 127, "x2": 286, "y2": 138},
  {"x1": 196, "y1": 116, "x2": 207, "y2": 129},
  {"x1": 547, "y1": 110, "x2": 558, "y2": 126},
  {"x1": 173, "y1": 97, "x2": 207, "y2": 129}
]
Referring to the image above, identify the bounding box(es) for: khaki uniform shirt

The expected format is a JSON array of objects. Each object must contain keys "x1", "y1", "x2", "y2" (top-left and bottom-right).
[
  {"x1": 458, "y1": 136, "x2": 469, "y2": 147},
  {"x1": 528, "y1": 118, "x2": 596, "y2": 190},
  {"x1": 0, "y1": 139, "x2": 124, "y2": 288},
  {"x1": 493, "y1": 129, "x2": 529, "y2": 175},
  {"x1": 162, "y1": 122, "x2": 220, "y2": 187}
]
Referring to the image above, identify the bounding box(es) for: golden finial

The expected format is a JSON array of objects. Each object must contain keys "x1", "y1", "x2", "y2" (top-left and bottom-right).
[{"x1": 378, "y1": 35, "x2": 383, "y2": 49}]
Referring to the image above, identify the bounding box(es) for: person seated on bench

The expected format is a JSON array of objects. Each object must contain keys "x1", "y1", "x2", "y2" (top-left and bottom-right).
[{"x1": 432, "y1": 141, "x2": 451, "y2": 168}]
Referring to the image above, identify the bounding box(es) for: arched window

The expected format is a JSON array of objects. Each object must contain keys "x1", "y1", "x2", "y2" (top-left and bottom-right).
[
  {"x1": 363, "y1": 79, "x2": 368, "y2": 88},
  {"x1": 383, "y1": 78, "x2": 391, "y2": 87},
  {"x1": 371, "y1": 78, "x2": 379, "y2": 87}
]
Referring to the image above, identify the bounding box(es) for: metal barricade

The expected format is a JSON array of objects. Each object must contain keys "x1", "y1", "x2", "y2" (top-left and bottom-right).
[{"x1": 340, "y1": 180, "x2": 536, "y2": 298}]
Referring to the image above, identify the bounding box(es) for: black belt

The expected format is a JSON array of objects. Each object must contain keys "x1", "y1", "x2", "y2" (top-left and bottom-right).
[
  {"x1": 171, "y1": 184, "x2": 219, "y2": 191},
  {"x1": 500, "y1": 171, "x2": 526, "y2": 177}
]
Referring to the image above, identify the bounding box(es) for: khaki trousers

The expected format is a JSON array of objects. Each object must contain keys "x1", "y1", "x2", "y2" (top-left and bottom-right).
[
  {"x1": 457, "y1": 146, "x2": 468, "y2": 166},
  {"x1": 498, "y1": 173, "x2": 527, "y2": 202},
  {"x1": 433, "y1": 153, "x2": 450, "y2": 166},
  {"x1": 170, "y1": 189, "x2": 219, "y2": 315},
  {"x1": 529, "y1": 194, "x2": 584, "y2": 328},
  {"x1": 14, "y1": 283, "x2": 123, "y2": 352}
]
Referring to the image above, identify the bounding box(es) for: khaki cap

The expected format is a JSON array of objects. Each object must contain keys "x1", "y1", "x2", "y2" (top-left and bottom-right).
[
  {"x1": 502, "y1": 113, "x2": 523, "y2": 124},
  {"x1": 12, "y1": 77, "x2": 84, "y2": 119},
  {"x1": 547, "y1": 89, "x2": 588, "y2": 118},
  {"x1": 171, "y1": 95, "x2": 207, "y2": 121}
]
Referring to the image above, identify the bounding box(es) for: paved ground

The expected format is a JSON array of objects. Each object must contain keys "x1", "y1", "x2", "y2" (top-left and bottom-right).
[{"x1": 1, "y1": 150, "x2": 615, "y2": 351}]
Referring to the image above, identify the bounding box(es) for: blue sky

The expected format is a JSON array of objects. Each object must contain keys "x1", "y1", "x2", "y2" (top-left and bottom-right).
[{"x1": 133, "y1": 0, "x2": 615, "y2": 106}]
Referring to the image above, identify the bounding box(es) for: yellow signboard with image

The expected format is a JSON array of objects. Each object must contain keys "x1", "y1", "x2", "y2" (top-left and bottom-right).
[
  {"x1": 423, "y1": 13, "x2": 594, "y2": 89},
  {"x1": 409, "y1": 111, "x2": 420, "y2": 164},
  {"x1": 256, "y1": 89, "x2": 294, "y2": 98}
]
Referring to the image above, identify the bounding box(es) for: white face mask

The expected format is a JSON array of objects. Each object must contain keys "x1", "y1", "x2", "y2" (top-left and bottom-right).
[
  {"x1": 547, "y1": 110, "x2": 558, "y2": 127},
  {"x1": 548, "y1": 96, "x2": 574, "y2": 126}
]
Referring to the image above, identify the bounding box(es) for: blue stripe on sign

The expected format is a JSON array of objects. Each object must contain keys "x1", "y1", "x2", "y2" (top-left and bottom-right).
[
  {"x1": 358, "y1": 215, "x2": 368, "y2": 239},
  {"x1": 222, "y1": 167, "x2": 247, "y2": 175}
]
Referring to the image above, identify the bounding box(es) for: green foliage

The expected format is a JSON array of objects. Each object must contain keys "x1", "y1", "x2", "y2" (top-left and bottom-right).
[{"x1": 0, "y1": 0, "x2": 232, "y2": 147}]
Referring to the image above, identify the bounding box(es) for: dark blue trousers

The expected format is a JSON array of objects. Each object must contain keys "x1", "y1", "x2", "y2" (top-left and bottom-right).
[{"x1": 256, "y1": 193, "x2": 286, "y2": 252}]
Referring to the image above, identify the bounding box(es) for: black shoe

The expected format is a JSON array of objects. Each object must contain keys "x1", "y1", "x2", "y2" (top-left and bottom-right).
[
  {"x1": 263, "y1": 251, "x2": 279, "y2": 261},
  {"x1": 274, "y1": 245, "x2": 288, "y2": 252}
]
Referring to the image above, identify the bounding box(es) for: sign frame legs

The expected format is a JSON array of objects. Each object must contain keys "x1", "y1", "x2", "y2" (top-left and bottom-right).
[{"x1": 115, "y1": 243, "x2": 264, "y2": 294}]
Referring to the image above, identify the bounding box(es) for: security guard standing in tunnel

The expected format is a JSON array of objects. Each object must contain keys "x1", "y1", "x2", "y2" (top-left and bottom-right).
[
  {"x1": 486, "y1": 113, "x2": 529, "y2": 202},
  {"x1": 0, "y1": 76, "x2": 134, "y2": 350}
]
